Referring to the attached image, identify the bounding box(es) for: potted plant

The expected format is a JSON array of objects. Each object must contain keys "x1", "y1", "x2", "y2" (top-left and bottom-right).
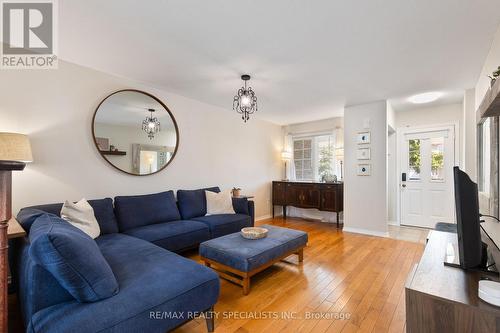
[
  {"x1": 489, "y1": 66, "x2": 500, "y2": 87},
  {"x1": 232, "y1": 187, "x2": 242, "y2": 197}
]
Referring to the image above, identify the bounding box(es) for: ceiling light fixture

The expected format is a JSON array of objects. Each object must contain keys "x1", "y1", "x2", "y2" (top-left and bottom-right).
[
  {"x1": 408, "y1": 92, "x2": 443, "y2": 104},
  {"x1": 233, "y1": 74, "x2": 258, "y2": 122},
  {"x1": 142, "y1": 108, "x2": 160, "y2": 139}
]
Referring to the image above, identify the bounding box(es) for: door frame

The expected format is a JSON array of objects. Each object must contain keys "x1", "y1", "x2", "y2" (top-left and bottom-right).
[{"x1": 395, "y1": 122, "x2": 459, "y2": 226}]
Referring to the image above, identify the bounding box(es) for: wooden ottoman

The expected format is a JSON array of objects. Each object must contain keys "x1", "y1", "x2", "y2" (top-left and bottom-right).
[{"x1": 199, "y1": 224, "x2": 308, "y2": 295}]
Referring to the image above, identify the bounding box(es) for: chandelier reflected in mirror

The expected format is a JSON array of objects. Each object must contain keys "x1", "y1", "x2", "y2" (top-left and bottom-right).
[
  {"x1": 142, "y1": 108, "x2": 160, "y2": 139},
  {"x1": 233, "y1": 74, "x2": 258, "y2": 122}
]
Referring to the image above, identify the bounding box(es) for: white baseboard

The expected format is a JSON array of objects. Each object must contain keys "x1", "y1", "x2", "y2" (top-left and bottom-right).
[
  {"x1": 387, "y1": 220, "x2": 399, "y2": 226},
  {"x1": 256, "y1": 214, "x2": 272, "y2": 221},
  {"x1": 342, "y1": 226, "x2": 389, "y2": 238}
]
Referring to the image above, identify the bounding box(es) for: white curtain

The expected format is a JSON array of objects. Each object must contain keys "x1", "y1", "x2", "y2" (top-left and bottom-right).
[
  {"x1": 333, "y1": 127, "x2": 344, "y2": 180},
  {"x1": 285, "y1": 134, "x2": 296, "y2": 181}
]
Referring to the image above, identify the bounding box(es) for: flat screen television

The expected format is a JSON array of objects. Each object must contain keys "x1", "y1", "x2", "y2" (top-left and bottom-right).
[
  {"x1": 453, "y1": 166, "x2": 487, "y2": 269},
  {"x1": 453, "y1": 166, "x2": 483, "y2": 269}
]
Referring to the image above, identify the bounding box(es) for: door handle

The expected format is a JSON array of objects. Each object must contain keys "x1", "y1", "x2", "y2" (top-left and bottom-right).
[{"x1": 401, "y1": 184, "x2": 407, "y2": 188}]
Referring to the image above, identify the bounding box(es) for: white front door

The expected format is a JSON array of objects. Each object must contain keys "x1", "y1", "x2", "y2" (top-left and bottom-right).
[{"x1": 399, "y1": 125, "x2": 456, "y2": 228}]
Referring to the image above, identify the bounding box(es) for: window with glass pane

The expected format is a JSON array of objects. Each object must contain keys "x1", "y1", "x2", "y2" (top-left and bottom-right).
[
  {"x1": 317, "y1": 135, "x2": 335, "y2": 182},
  {"x1": 430, "y1": 137, "x2": 445, "y2": 181},
  {"x1": 293, "y1": 135, "x2": 336, "y2": 181},
  {"x1": 408, "y1": 139, "x2": 421, "y2": 180},
  {"x1": 294, "y1": 139, "x2": 313, "y2": 180}
]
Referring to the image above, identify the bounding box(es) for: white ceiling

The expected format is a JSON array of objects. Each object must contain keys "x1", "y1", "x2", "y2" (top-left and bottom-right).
[{"x1": 59, "y1": 0, "x2": 500, "y2": 124}]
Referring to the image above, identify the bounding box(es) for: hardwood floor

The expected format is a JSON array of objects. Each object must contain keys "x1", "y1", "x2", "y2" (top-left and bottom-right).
[
  {"x1": 173, "y1": 217, "x2": 424, "y2": 333},
  {"x1": 8, "y1": 217, "x2": 423, "y2": 333}
]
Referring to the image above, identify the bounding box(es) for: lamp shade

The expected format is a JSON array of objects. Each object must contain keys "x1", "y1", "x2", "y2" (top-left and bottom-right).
[
  {"x1": 0, "y1": 133, "x2": 33, "y2": 163},
  {"x1": 281, "y1": 151, "x2": 292, "y2": 161},
  {"x1": 335, "y1": 148, "x2": 344, "y2": 159}
]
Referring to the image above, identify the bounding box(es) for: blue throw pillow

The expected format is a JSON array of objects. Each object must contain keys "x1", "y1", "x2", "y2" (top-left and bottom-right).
[
  {"x1": 17, "y1": 208, "x2": 56, "y2": 233},
  {"x1": 29, "y1": 214, "x2": 119, "y2": 302},
  {"x1": 114, "y1": 190, "x2": 181, "y2": 231},
  {"x1": 177, "y1": 187, "x2": 220, "y2": 219}
]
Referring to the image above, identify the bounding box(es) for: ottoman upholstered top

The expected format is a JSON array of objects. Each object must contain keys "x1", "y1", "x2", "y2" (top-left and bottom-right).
[{"x1": 199, "y1": 224, "x2": 307, "y2": 272}]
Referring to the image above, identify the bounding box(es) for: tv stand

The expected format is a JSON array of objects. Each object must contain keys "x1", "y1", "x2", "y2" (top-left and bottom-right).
[{"x1": 406, "y1": 231, "x2": 500, "y2": 332}]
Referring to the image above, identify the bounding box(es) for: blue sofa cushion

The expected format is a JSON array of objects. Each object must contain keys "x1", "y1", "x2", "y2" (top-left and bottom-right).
[
  {"x1": 199, "y1": 224, "x2": 308, "y2": 272},
  {"x1": 232, "y1": 197, "x2": 250, "y2": 215},
  {"x1": 17, "y1": 209, "x2": 57, "y2": 233},
  {"x1": 177, "y1": 187, "x2": 220, "y2": 219},
  {"x1": 18, "y1": 198, "x2": 119, "y2": 234},
  {"x1": 114, "y1": 191, "x2": 181, "y2": 232},
  {"x1": 16, "y1": 238, "x2": 75, "y2": 327},
  {"x1": 28, "y1": 214, "x2": 119, "y2": 303},
  {"x1": 28, "y1": 234, "x2": 220, "y2": 333},
  {"x1": 123, "y1": 220, "x2": 210, "y2": 252},
  {"x1": 192, "y1": 214, "x2": 252, "y2": 238}
]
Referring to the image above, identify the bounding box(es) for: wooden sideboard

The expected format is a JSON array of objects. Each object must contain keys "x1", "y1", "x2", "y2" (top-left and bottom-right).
[
  {"x1": 272, "y1": 181, "x2": 343, "y2": 227},
  {"x1": 406, "y1": 230, "x2": 500, "y2": 332}
]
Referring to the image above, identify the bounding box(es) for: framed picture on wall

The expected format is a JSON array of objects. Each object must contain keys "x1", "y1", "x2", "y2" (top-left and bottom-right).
[
  {"x1": 357, "y1": 148, "x2": 371, "y2": 160},
  {"x1": 357, "y1": 164, "x2": 371, "y2": 176},
  {"x1": 357, "y1": 131, "x2": 371, "y2": 145}
]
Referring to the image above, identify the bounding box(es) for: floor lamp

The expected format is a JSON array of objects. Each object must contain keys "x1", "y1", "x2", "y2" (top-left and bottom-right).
[{"x1": 0, "y1": 133, "x2": 32, "y2": 332}]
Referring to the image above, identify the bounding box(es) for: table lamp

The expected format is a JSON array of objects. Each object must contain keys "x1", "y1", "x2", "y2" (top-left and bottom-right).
[
  {"x1": 281, "y1": 151, "x2": 292, "y2": 181},
  {"x1": 0, "y1": 132, "x2": 32, "y2": 331},
  {"x1": 335, "y1": 147, "x2": 344, "y2": 180}
]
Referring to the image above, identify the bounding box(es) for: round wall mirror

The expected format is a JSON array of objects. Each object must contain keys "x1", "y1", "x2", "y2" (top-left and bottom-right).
[{"x1": 92, "y1": 89, "x2": 179, "y2": 176}]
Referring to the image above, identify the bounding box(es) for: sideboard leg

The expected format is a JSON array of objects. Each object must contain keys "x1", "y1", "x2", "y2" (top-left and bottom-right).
[
  {"x1": 337, "y1": 212, "x2": 340, "y2": 228},
  {"x1": 283, "y1": 205, "x2": 287, "y2": 220}
]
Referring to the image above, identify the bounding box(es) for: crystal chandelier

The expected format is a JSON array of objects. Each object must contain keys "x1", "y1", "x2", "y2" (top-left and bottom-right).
[
  {"x1": 142, "y1": 108, "x2": 160, "y2": 140},
  {"x1": 233, "y1": 74, "x2": 258, "y2": 122}
]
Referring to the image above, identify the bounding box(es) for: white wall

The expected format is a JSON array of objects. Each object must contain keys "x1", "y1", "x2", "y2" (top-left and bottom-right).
[
  {"x1": 387, "y1": 102, "x2": 396, "y2": 131},
  {"x1": 475, "y1": 24, "x2": 500, "y2": 109},
  {"x1": 463, "y1": 88, "x2": 477, "y2": 181},
  {"x1": 344, "y1": 101, "x2": 388, "y2": 236},
  {"x1": 387, "y1": 102, "x2": 397, "y2": 223},
  {"x1": 0, "y1": 61, "x2": 282, "y2": 219},
  {"x1": 387, "y1": 132, "x2": 397, "y2": 223}
]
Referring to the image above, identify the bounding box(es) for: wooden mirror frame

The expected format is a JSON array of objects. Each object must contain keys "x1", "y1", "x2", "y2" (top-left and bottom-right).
[{"x1": 91, "y1": 89, "x2": 180, "y2": 176}]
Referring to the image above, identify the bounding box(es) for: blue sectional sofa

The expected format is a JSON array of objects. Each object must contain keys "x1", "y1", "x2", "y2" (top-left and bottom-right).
[{"x1": 12, "y1": 187, "x2": 255, "y2": 333}]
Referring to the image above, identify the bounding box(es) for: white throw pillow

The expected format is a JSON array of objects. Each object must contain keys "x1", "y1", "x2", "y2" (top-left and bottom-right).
[
  {"x1": 60, "y1": 199, "x2": 101, "y2": 239},
  {"x1": 205, "y1": 190, "x2": 236, "y2": 215}
]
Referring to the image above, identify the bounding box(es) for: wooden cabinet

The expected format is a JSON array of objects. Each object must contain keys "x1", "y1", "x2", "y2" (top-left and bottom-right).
[
  {"x1": 272, "y1": 181, "x2": 343, "y2": 227},
  {"x1": 272, "y1": 181, "x2": 287, "y2": 205},
  {"x1": 284, "y1": 183, "x2": 321, "y2": 208}
]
